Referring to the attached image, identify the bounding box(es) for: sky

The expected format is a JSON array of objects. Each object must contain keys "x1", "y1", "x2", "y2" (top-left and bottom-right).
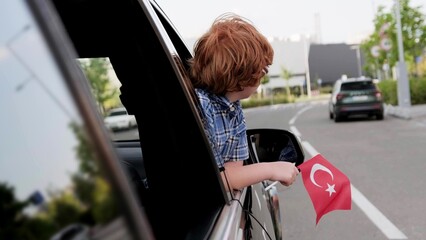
[
  {"x1": 1, "y1": 0, "x2": 81, "y2": 202},
  {"x1": 156, "y1": 0, "x2": 426, "y2": 44}
]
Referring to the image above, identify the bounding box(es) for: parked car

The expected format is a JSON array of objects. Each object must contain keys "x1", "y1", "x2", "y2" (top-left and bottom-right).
[
  {"x1": 1, "y1": 0, "x2": 304, "y2": 239},
  {"x1": 50, "y1": 223, "x2": 91, "y2": 240},
  {"x1": 329, "y1": 76, "x2": 384, "y2": 122},
  {"x1": 104, "y1": 107, "x2": 137, "y2": 131}
]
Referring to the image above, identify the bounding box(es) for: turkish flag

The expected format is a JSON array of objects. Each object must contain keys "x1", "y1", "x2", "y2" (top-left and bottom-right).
[{"x1": 298, "y1": 154, "x2": 351, "y2": 225}]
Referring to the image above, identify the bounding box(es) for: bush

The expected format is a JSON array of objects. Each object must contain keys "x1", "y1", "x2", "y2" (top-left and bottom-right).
[
  {"x1": 241, "y1": 98, "x2": 272, "y2": 108},
  {"x1": 410, "y1": 77, "x2": 426, "y2": 105},
  {"x1": 320, "y1": 86, "x2": 333, "y2": 94},
  {"x1": 377, "y1": 79, "x2": 398, "y2": 105},
  {"x1": 243, "y1": 77, "x2": 426, "y2": 109},
  {"x1": 241, "y1": 94, "x2": 294, "y2": 108},
  {"x1": 378, "y1": 77, "x2": 426, "y2": 105}
]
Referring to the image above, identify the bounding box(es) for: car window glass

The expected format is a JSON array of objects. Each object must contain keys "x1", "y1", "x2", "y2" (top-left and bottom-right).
[
  {"x1": 0, "y1": 1, "x2": 134, "y2": 239},
  {"x1": 77, "y1": 57, "x2": 139, "y2": 141},
  {"x1": 341, "y1": 81, "x2": 376, "y2": 91},
  {"x1": 109, "y1": 110, "x2": 127, "y2": 116}
]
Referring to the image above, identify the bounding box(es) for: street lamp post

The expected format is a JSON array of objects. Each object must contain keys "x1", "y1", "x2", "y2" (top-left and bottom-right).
[
  {"x1": 351, "y1": 45, "x2": 362, "y2": 77},
  {"x1": 303, "y1": 36, "x2": 311, "y2": 98},
  {"x1": 394, "y1": 0, "x2": 411, "y2": 109}
]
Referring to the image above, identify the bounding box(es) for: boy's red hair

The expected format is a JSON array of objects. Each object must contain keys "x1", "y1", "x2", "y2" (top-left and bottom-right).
[{"x1": 189, "y1": 13, "x2": 274, "y2": 95}]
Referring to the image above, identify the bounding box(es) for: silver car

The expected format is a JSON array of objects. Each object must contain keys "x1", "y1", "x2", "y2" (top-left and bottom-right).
[{"x1": 104, "y1": 107, "x2": 137, "y2": 131}]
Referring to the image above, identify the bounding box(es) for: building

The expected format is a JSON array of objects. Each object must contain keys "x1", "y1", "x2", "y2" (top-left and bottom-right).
[
  {"x1": 184, "y1": 37, "x2": 365, "y2": 94},
  {"x1": 308, "y1": 43, "x2": 365, "y2": 87}
]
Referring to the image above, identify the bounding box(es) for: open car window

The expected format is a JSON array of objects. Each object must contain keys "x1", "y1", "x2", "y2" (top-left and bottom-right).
[{"x1": 77, "y1": 57, "x2": 139, "y2": 141}]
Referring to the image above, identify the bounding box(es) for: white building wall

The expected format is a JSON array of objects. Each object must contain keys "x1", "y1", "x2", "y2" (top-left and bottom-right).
[
  {"x1": 184, "y1": 36, "x2": 313, "y2": 90},
  {"x1": 264, "y1": 36, "x2": 312, "y2": 90}
]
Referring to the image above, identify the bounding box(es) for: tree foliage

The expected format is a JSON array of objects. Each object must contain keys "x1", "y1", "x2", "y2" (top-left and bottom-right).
[
  {"x1": 80, "y1": 58, "x2": 119, "y2": 115},
  {"x1": 261, "y1": 74, "x2": 270, "y2": 85},
  {"x1": 0, "y1": 183, "x2": 55, "y2": 240},
  {"x1": 361, "y1": 0, "x2": 426, "y2": 78},
  {"x1": 69, "y1": 122, "x2": 118, "y2": 224},
  {"x1": 280, "y1": 66, "x2": 292, "y2": 96},
  {"x1": 45, "y1": 190, "x2": 85, "y2": 227}
]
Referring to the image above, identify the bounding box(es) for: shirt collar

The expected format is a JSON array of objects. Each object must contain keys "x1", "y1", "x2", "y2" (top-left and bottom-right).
[{"x1": 200, "y1": 89, "x2": 239, "y2": 111}]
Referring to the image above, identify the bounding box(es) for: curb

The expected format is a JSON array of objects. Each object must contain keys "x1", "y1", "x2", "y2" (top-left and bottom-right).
[
  {"x1": 385, "y1": 104, "x2": 426, "y2": 121},
  {"x1": 385, "y1": 104, "x2": 412, "y2": 120}
]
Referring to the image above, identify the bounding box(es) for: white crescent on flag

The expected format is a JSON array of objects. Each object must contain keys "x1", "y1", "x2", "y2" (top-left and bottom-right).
[{"x1": 310, "y1": 163, "x2": 334, "y2": 188}]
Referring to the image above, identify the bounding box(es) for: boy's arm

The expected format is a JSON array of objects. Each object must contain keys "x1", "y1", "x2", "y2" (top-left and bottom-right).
[{"x1": 220, "y1": 161, "x2": 299, "y2": 191}]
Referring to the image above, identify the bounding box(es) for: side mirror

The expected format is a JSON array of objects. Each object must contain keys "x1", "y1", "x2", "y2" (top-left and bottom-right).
[{"x1": 247, "y1": 129, "x2": 305, "y2": 166}]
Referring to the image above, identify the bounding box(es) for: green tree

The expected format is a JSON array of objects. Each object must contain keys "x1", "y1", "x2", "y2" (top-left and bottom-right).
[
  {"x1": 69, "y1": 122, "x2": 118, "y2": 224},
  {"x1": 280, "y1": 66, "x2": 292, "y2": 96},
  {"x1": 80, "y1": 58, "x2": 119, "y2": 115},
  {"x1": 259, "y1": 74, "x2": 270, "y2": 99},
  {"x1": 0, "y1": 182, "x2": 55, "y2": 240},
  {"x1": 45, "y1": 190, "x2": 85, "y2": 228},
  {"x1": 261, "y1": 73, "x2": 270, "y2": 85},
  {"x1": 0, "y1": 182, "x2": 28, "y2": 239},
  {"x1": 91, "y1": 177, "x2": 118, "y2": 223},
  {"x1": 361, "y1": 0, "x2": 426, "y2": 78}
]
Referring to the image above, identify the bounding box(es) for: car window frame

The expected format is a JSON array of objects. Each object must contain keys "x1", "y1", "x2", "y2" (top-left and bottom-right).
[{"x1": 137, "y1": 0, "x2": 230, "y2": 200}]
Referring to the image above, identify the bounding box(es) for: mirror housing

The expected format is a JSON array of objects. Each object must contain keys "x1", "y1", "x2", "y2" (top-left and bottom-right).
[{"x1": 247, "y1": 128, "x2": 305, "y2": 166}]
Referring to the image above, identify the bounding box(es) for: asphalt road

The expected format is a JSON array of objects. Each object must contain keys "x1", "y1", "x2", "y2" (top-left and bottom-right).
[{"x1": 244, "y1": 101, "x2": 426, "y2": 240}]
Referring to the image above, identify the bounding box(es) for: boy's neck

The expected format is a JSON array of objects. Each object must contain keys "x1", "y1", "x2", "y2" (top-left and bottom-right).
[{"x1": 225, "y1": 92, "x2": 240, "y2": 103}]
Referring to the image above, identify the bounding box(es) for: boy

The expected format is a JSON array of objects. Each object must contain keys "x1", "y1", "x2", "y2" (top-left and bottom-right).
[{"x1": 188, "y1": 13, "x2": 299, "y2": 191}]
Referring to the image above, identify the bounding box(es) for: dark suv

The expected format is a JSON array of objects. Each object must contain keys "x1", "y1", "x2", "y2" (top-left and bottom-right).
[{"x1": 329, "y1": 77, "x2": 384, "y2": 122}]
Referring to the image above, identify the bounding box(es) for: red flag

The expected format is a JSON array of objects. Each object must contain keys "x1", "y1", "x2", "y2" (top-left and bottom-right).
[{"x1": 298, "y1": 154, "x2": 351, "y2": 225}]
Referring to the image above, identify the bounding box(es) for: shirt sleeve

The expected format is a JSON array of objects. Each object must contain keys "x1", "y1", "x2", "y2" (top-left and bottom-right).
[{"x1": 196, "y1": 90, "x2": 225, "y2": 167}]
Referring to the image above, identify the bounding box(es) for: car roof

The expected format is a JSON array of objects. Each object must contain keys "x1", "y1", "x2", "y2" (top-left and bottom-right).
[{"x1": 339, "y1": 76, "x2": 372, "y2": 83}]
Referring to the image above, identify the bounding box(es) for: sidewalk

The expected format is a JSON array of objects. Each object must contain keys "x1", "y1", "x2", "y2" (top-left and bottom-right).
[{"x1": 385, "y1": 104, "x2": 426, "y2": 123}]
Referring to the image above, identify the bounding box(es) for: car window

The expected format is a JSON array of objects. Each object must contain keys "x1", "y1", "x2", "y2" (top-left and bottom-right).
[
  {"x1": 341, "y1": 81, "x2": 376, "y2": 91},
  {"x1": 49, "y1": 0, "x2": 229, "y2": 237},
  {"x1": 77, "y1": 57, "x2": 138, "y2": 141},
  {"x1": 108, "y1": 110, "x2": 128, "y2": 116},
  {"x1": 0, "y1": 1, "x2": 144, "y2": 239}
]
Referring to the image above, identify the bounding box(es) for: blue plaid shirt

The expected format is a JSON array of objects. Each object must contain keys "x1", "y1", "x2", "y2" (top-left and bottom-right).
[{"x1": 195, "y1": 88, "x2": 249, "y2": 167}]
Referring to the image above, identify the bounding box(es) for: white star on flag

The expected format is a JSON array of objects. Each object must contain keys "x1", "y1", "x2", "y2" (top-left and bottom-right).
[{"x1": 325, "y1": 183, "x2": 336, "y2": 197}]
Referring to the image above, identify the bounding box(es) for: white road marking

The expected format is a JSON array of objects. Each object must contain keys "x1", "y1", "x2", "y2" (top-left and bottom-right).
[
  {"x1": 290, "y1": 105, "x2": 407, "y2": 240},
  {"x1": 289, "y1": 105, "x2": 312, "y2": 125},
  {"x1": 351, "y1": 184, "x2": 407, "y2": 239},
  {"x1": 289, "y1": 125, "x2": 301, "y2": 138},
  {"x1": 301, "y1": 141, "x2": 319, "y2": 157}
]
